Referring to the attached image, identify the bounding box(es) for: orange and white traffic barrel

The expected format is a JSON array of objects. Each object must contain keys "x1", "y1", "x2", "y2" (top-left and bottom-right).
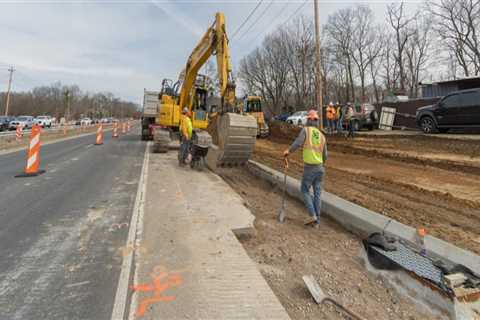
[
  {"x1": 95, "y1": 124, "x2": 103, "y2": 145},
  {"x1": 122, "y1": 122, "x2": 126, "y2": 134},
  {"x1": 16, "y1": 124, "x2": 45, "y2": 177},
  {"x1": 15, "y1": 125, "x2": 23, "y2": 141},
  {"x1": 127, "y1": 121, "x2": 131, "y2": 132},
  {"x1": 112, "y1": 122, "x2": 119, "y2": 138}
]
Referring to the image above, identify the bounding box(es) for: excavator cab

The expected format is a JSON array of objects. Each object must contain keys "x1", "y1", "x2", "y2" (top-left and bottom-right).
[
  {"x1": 243, "y1": 95, "x2": 269, "y2": 138},
  {"x1": 191, "y1": 74, "x2": 209, "y2": 129}
]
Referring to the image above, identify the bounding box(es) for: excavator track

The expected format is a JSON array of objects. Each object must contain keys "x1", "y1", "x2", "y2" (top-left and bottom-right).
[
  {"x1": 152, "y1": 127, "x2": 171, "y2": 153},
  {"x1": 208, "y1": 113, "x2": 257, "y2": 166}
]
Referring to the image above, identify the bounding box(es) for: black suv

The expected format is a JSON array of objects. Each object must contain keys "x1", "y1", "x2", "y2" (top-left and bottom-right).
[{"x1": 416, "y1": 89, "x2": 480, "y2": 133}]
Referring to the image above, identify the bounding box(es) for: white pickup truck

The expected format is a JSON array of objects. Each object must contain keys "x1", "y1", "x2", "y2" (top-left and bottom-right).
[{"x1": 35, "y1": 116, "x2": 53, "y2": 128}]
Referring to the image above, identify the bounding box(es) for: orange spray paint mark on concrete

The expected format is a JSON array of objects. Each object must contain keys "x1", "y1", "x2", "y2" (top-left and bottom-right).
[{"x1": 131, "y1": 269, "x2": 183, "y2": 317}]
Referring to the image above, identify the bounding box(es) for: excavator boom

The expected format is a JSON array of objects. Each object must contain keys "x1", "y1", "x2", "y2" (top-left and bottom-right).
[
  {"x1": 178, "y1": 12, "x2": 236, "y2": 113},
  {"x1": 154, "y1": 12, "x2": 257, "y2": 165}
]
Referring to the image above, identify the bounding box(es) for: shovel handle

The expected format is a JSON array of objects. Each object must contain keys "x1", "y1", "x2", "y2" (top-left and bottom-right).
[{"x1": 283, "y1": 156, "x2": 289, "y2": 169}]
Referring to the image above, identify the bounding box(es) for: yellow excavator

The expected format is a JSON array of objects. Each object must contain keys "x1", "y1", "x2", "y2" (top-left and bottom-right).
[
  {"x1": 241, "y1": 95, "x2": 269, "y2": 138},
  {"x1": 152, "y1": 12, "x2": 257, "y2": 166}
]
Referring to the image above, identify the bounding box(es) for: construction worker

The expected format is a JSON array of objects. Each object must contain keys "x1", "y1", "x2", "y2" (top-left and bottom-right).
[
  {"x1": 336, "y1": 102, "x2": 343, "y2": 132},
  {"x1": 283, "y1": 110, "x2": 328, "y2": 228},
  {"x1": 344, "y1": 103, "x2": 355, "y2": 139},
  {"x1": 179, "y1": 107, "x2": 193, "y2": 165},
  {"x1": 326, "y1": 102, "x2": 336, "y2": 134}
]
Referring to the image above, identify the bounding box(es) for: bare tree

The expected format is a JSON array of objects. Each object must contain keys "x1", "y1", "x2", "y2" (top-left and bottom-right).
[
  {"x1": 280, "y1": 16, "x2": 315, "y2": 109},
  {"x1": 427, "y1": 0, "x2": 480, "y2": 77},
  {"x1": 366, "y1": 26, "x2": 386, "y2": 103},
  {"x1": 351, "y1": 5, "x2": 377, "y2": 100},
  {"x1": 387, "y1": 1, "x2": 415, "y2": 93},
  {"x1": 325, "y1": 7, "x2": 356, "y2": 101},
  {"x1": 405, "y1": 13, "x2": 433, "y2": 97},
  {"x1": 238, "y1": 30, "x2": 290, "y2": 115}
]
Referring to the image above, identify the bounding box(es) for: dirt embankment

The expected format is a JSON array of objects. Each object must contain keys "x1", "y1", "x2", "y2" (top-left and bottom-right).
[
  {"x1": 219, "y1": 167, "x2": 438, "y2": 320},
  {"x1": 256, "y1": 122, "x2": 480, "y2": 255}
]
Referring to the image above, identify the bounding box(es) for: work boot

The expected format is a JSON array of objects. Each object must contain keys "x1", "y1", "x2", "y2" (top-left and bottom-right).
[{"x1": 304, "y1": 219, "x2": 317, "y2": 227}]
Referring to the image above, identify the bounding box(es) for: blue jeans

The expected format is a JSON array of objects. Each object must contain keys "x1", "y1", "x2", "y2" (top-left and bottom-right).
[
  {"x1": 301, "y1": 167, "x2": 325, "y2": 222},
  {"x1": 337, "y1": 116, "x2": 344, "y2": 131},
  {"x1": 179, "y1": 138, "x2": 191, "y2": 164}
]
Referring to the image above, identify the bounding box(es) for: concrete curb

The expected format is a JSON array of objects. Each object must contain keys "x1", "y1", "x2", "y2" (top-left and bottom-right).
[{"x1": 247, "y1": 160, "x2": 480, "y2": 273}]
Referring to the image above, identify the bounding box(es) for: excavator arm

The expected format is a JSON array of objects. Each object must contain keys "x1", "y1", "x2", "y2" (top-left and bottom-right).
[{"x1": 178, "y1": 12, "x2": 236, "y2": 113}]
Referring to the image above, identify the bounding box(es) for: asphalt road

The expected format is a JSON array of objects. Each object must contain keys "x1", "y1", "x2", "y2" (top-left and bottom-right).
[{"x1": 0, "y1": 129, "x2": 146, "y2": 320}]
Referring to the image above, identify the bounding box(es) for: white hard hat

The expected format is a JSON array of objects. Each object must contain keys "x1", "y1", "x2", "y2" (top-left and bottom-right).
[{"x1": 182, "y1": 107, "x2": 189, "y2": 114}]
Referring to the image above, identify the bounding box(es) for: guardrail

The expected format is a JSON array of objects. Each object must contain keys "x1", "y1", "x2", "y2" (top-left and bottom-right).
[{"x1": 0, "y1": 123, "x2": 113, "y2": 139}]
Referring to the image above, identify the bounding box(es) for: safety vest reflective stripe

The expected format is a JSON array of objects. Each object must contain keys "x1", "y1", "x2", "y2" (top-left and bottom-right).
[{"x1": 303, "y1": 127, "x2": 325, "y2": 165}]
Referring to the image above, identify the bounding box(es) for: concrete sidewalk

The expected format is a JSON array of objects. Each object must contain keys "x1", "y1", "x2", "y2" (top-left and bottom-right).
[{"x1": 129, "y1": 151, "x2": 290, "y2": 320}]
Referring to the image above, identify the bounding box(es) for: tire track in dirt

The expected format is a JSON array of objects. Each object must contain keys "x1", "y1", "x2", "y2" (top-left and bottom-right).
[{"x1": 253, "y1": 138, "x2": 480, "y2": 255}]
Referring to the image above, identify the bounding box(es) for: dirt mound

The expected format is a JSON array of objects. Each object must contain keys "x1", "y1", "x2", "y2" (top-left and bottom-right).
[{"x1": 269, "y1": 121, "x2": 301, "y2": 141}]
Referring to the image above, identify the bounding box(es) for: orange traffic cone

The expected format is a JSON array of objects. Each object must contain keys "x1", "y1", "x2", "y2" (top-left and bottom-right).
[
  {"x1": 16, "y1": 124, "x2": 45, "y2": 177},
  {"x1": 122, "y1": 122, "x2": 126, "y2": 134},
  {"x1": 16, "y1": 125, "x2": 23, "y2": 141},
  {"x1": 112, "y1": 122, "x2": 119, "y2": 138},
  {"x1": 63, "y1": 125, "x2": 67, "y2": 135},
  {"x1": 95, "y1": 124, "x2": 103, "y2": 145}
]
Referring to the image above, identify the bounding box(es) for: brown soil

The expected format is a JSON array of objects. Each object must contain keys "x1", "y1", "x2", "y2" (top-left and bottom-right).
[
  {"x1": 218, "y1": 166, "x2": 438, "y2": 320},
  {"x1": 255, "y1": 122, "x2": 480, "y2": 255}
]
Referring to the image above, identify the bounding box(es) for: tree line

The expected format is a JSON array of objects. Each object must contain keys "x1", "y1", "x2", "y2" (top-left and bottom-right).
[
  {"x1": 0, "y1": 81, "x2": 140, "y2": 120},
  {"x1": 238, "y1": 0, "x2": 480, "y2": 115}
]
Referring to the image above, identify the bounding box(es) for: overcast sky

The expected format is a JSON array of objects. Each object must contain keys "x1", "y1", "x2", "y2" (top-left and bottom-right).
[{"x1": 0, "y1": 0, "x2": 420, "y2": 105}]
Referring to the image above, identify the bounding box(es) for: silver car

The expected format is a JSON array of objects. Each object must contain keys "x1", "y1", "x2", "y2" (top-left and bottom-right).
[{"x1": 9, "y1": 116, "x2": 35, "y2": 130}]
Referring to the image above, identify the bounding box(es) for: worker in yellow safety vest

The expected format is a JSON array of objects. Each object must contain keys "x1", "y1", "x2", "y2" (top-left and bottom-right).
[
  {"x1": 283, "y1": 110, "x2": 327, "y2": 228},
  {"x1": 179, "y1": 107, "x2": 193, "y2": 166}
]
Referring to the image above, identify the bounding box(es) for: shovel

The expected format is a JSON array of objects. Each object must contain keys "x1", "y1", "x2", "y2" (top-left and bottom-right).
[
  {"x1": 277, "y1": 157, "x2": 289, "y2": 223},
  {"x1": 303, "y1": 275, "x2": 366, "y2": 320}
]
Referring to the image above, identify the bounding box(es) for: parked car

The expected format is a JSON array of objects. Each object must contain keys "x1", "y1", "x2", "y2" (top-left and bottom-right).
[
  {"x1": 9, "y1": 116, "x2": 35, "y2": 130},
  {"x1": 0, "y1": 116, "x2": 13, "y2": 131},
  {"x1": 80, "y1": 118, "x2": 93, "y2": 126},
  {"x1": 350, "y1": 103, "x2": 379, "y2": 131},
  {"x1": 416, "y1": 89, "x2": 480, "y2": 133},
  {"x1": 34, "y1": 115, "x2": 53, "y2": 128},
  {"x1": 286, "y1": 111, "x2": 308, "y2": 126},
  {"x1": 273, "y1": 113, "x2": 291, "y2": 122}
]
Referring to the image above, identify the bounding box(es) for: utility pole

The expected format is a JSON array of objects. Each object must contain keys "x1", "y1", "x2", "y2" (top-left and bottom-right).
[
  {"x1": 64, "y1": 89, "x2": 70, "y2": 123},
  {"x1": 314, "y1": 0, "x2": 323, "y2": 129},
  {"x1": 4, "y1": 66, "x2": 15, "y2": 116}
]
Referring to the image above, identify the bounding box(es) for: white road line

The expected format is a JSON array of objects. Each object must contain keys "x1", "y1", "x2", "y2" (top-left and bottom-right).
[{"x1": 111, "y1": 141, "x2": 150, "y2": 320}]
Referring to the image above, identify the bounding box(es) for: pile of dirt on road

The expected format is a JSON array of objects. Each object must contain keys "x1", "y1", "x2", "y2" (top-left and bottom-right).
[
  {"x1": 218, "y1": 166, "x2": 438, "y2": 320},
  {"x1": 269, "y1": 121, "x2": 301, "y2": 141},
  {"x1": 252, "y1": 136, "x2": 480, "y2": 255}
]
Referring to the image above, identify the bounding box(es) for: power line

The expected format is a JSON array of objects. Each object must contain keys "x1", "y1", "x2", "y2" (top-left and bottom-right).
[
  {"x1": 283, "y1": 0, "x2": 309, "y2": 25},
  {"x1": 234, "y1": 0, "x2": 275, "y2": 43},
  {"x1": 247, "y1": 0, "x2": 294, "y2": 45},
  {"x1": 231, "y1": 0, "x2": 264, "y2": 39}
]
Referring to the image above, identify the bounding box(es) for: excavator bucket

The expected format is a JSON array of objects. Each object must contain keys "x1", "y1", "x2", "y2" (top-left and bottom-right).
[{"x1": 207, "y1": 113, "x2": 257, "y2": 166}]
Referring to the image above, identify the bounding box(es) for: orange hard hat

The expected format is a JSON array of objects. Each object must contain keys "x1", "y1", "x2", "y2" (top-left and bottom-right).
[{"x1": 307, "y1": 110, "x2": 319, "y2": 120}]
